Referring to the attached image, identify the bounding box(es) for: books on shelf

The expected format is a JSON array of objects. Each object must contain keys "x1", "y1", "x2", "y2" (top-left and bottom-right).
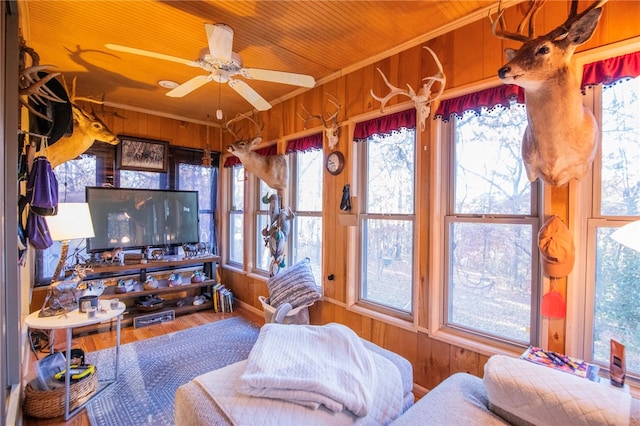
[
  {"x1": 521, "y1": 346, "x2": 600, "y2": 382},
  {"x1": 212, "y1": 283, "x2": 233, "y2": 313}
]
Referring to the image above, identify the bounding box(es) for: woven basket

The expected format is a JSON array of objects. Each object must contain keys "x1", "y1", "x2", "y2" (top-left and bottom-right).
[{"x1": 23, "y1": 368, "x2": 98, "y2": 418}]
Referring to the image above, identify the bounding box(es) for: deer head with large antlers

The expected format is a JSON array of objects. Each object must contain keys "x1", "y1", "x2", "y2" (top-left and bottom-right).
[
  {"x1": 36, "y1": 77, "x2": 119, "y2": 168},
  {"x1": 297, "y1": 94, "x2": 342, "y2": 150},
  {"x1": 371, "y1": 46, "x2": 446, "y2": 132},
  {"x1": 490, "y1": 0, "x2": 607, "y2": 187},
  {"x1": 226, "y1": 112, "x2": 288, "y2": 192}
]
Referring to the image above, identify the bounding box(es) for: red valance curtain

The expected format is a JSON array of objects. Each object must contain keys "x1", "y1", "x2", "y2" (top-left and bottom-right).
[
  {"x1": 353, "y1": 109, "x2": 415, "y2": 142},
  {"x1": 223, "y1": 144, "x2": 277, "y2": 168},
  {"x1": 286, "y1": 133, "x2": 323, "y2": 154},
  {"x1": 434, "y1": 85, "x2": 525, "y2": 123},
  {"x1": 582, "y1": 50, "x2": 640, "y2": 90},
  {"x1": 435, "y1": 51, "x2": 640, "y2": 122}
]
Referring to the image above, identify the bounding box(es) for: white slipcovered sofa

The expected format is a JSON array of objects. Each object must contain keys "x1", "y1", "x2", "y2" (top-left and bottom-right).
[{"x1": 394, "y1": 355, "x2": 640, "y2": 426}]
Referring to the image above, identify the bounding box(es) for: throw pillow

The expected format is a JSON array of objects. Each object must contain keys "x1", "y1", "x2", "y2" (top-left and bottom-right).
[
  {"x1": 267, "y1": 258, "x2": 320, "y2": 309},
  {"x1": 483, "y1": 355, "x2": 631, "y2": 426}
]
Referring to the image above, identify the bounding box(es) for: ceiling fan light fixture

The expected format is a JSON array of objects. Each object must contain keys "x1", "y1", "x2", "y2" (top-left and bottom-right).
[
  {"x1": 158, "y1": 80, "x2": 179, "y2": 89},
  {"x1": 211, "y1": 69, "x2": 229, "y2": 84}
]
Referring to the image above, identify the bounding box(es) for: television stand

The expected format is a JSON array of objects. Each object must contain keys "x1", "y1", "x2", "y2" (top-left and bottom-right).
[{"x1": 71, "y1": 255, "x2": 220, "y2": 334}]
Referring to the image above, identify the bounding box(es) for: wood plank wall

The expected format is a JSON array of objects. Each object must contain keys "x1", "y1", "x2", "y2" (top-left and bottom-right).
[{"x1": 92, "y1": 1, "x2": 639, "y2": 393}]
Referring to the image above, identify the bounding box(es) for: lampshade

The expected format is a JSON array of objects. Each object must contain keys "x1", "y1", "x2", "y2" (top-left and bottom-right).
[
  {"x1": 44, "y1": 203, "x2": 95, "y2": 241},
  {"x1": 611, "y1": 220, "x2": 640, "y2": 253}
]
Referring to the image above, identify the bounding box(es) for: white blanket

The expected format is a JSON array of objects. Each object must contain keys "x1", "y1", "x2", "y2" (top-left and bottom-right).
[
  {"x1": 484, "y1": 355, "x2": 631, "y2": 426},
  {"x1": 195, "y1": 355, "x2": 403, "y2": 426},
  {"x1": 236, "y1": 323, "x2": 387, "y2": 417}
]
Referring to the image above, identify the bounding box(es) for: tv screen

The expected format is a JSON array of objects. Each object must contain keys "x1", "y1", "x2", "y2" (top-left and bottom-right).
[{"x1": 85, "y1": 187, "x2": 200, "y2": 253}]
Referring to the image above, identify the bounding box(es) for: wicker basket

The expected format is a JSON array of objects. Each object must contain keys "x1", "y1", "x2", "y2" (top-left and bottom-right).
[{"x1": 23, "y1": 368, "x2": 98, "y2": 418}]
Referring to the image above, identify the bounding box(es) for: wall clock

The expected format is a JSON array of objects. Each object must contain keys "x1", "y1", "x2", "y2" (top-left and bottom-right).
[{"x1": 326, "y1": 151, "x2": 345, "y2": 176}]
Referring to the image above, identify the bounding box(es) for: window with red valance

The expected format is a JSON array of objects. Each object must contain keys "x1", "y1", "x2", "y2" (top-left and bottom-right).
[
  {"x1": 435, "y1": 50, "x2": 640, "y2": 122},
  {"x1": 286, "y1": 133, "x2": 323, "y2": 154},
  {"x1": 353, "y1": 109, "x2": 415, "y2": 142}
]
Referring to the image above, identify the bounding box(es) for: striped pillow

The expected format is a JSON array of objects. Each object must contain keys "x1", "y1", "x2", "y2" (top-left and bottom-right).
[{"x1": 267, "y1": 258, "x2": 320, "y2": 309}]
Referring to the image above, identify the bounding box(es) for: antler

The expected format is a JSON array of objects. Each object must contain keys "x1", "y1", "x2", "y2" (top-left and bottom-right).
[
  {"x1": 490, "y1": 0, "x2": 608, "y2": 43},
  {"x1": 489, "y1": 0, "x2": 545, "y2": 42},
  {"x1": 370, "y1": 70, "x2": 415, "y2": 112},
  {"x1": 225, "y1": 110, "x2": 263, "y2": 142},
  {"x1": 371, "y1": 47, "x2": 445, "y2": 132},
  {"x1": 297, "y1": 94, "x2": 342, "y2": 149}
]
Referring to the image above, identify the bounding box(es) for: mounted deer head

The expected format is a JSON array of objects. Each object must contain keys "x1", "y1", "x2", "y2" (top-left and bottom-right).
[
  {"x1": 297, "y1": 94, "x2": 342, "y2": 150},
  {"x1": 226, "y1": 112, "x2": 288, "y2": 192},
  {"x1": 490, "y1": 0, "x2": 607, "y2": 187},
  {"x1": 371, "y1": 46, "x2": 446, "y2": 132},
  {"x1": 36, "y1": 76, "x2": 119, "y2": 168}
]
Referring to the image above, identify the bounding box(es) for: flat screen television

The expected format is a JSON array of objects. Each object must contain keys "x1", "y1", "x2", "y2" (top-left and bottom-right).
[{"x1": 85, "y1": 187, "x2": 200, "y2": 253}]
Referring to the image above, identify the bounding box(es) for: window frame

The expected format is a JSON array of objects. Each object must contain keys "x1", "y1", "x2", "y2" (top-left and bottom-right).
[
  {"x1": 226, "y1": 164, "x2": 245, "y2": 268},
  {"x1": 287, "y1": 146, "x2": 324, "y2": 288},
  {"x1": 572, "y1": 65, "x2": 640, "y2": 384},
  {"x1": 354, "y1": 121, "x2": 417, "y2": 320},
  {"x1": 429, "y1": 94, "x2": 543, "y2": 352}
]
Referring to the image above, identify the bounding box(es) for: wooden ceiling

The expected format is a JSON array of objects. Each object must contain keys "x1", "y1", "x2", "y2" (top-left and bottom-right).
[{"x1": 19, "y1": 0, "x2": 510, "y2": 125}]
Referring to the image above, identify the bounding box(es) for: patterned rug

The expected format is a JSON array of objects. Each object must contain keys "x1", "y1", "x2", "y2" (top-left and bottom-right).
[{"x1": 85, "y1": 317, "x2": 260, "y2": 426}]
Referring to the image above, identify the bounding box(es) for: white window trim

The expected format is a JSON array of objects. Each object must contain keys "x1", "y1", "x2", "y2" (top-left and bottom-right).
[
  {"x1": 427, "y1": 97, "x2": 543, "y2": 357},
  {"x1": 568, "y1": 37, "x2": 640, "y2": 364},
  {"x1": 350, "y1": 114, "x2": 418, "y2": 321}
]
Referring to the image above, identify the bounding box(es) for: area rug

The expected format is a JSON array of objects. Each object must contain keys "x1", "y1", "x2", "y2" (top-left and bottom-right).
[{"x1": 85, "y1": 316, "x2": 260, "y2": 426}]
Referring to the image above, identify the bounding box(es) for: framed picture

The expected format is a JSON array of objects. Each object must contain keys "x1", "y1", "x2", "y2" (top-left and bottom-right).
[{"x1": 116, "y1": 136, "x2": 169, "y2": 173}]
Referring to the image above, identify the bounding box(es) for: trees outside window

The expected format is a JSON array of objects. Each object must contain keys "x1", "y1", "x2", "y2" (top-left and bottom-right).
[
  {"x1": 358, "y1": 127, "x2": 415, "y2": 314},
  {"x1": 584, "y1": 76, "x2": 640, "y2": 377},
  {"x1": 445, "y1": 105, "x2": 540, "y2": 345},
  {"x1": 228, "y1": 165, "x2": 244, "y2": 265},
  {"x1": 178, "y1": 163, "x2": 216, "y2": 252}
]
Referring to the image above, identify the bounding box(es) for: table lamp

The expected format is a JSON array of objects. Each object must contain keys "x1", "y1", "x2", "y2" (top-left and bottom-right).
[{"x1": 44, "y1": 203, "x2": 95, "y2": 283}]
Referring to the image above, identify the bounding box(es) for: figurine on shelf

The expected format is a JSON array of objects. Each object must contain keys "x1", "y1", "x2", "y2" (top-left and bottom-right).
[
  {"x1": 191, "y1": 270, "x2": 207, "y2": 283},
  {"x1": 168, "y1": 272, "x2": 183, "y2": 287},
  {"x1": 144, "y1": 274, "x2": 159, "y2": 290},
  {"x1": 115, "y1": 278, "x2": 135, "y2": 294}
]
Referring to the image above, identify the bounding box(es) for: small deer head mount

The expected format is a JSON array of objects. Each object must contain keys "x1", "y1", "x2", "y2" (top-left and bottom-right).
[
  {"x1": 297, "y1": 94, "x2": 342, "y2": 150},
  {"x1": 490, "y1": 0, "x2": 607, "y2": 186},
  {"x1": 226, "y1": 112, "x2": 288, "y2": 192},
  {"x1": 371, "y1": 46, "x2": 446, "y2": 132}
]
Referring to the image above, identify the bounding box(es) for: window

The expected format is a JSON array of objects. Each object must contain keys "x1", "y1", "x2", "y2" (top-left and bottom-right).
[
  {"x1": 36, "y1": 154, "x2": 98, "y2": 284},
  {"x1": 289, "y1": 147, "x2": 323, "y2": 286},
  {"x1": 439, "y1": 91, "x2": 540, "y2": 346},
  {"x1": 119, "y1": 170, "x2": 163, "y2": 189},
  {"x1": 355, "y1": 111, "x2": 416, "y2": 315},
  {"x1": 35, "y1": 145, "x2": 216, "y2": 284},
  {"x1": 177, "y1": 163, "x2": 217, "y2": 252},
  {"x1": 255, "y1": 180, "x2": 275, "y2": 274},
  {"x1": 228, "y1": 165, "x2": 244, "y2": 265},
  {"x1": 581, "y1": 75, "x2": 640, "y2": 378}
]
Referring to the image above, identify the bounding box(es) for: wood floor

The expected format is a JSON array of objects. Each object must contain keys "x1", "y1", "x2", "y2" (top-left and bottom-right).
[{"x1": 23, "y1": 306, "x2": 264, "y2": 426}]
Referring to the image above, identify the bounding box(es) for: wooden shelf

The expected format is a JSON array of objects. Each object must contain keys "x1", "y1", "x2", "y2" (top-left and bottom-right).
[{"x1": 71, "y1": 255, "x2": 219, "y2": 335}]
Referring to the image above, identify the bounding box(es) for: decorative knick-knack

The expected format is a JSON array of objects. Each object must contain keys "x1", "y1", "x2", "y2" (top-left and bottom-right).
[
  {"x1": 168, "y1": 272, "x2": 182, "y2": 287},
  {"x1": 144, "y1": 274, "x2": 158, "y2": 290},
  {"x1": 191, "y1": 270, "x2": 206, "y2": 283}
]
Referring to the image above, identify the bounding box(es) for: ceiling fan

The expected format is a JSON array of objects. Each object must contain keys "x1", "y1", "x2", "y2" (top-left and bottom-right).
[{"x1": 106, "y1": 23, "x2": 315, "y2": 111}]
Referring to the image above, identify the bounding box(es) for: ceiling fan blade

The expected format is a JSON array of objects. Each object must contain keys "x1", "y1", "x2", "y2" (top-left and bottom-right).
[
  {"x1": 241, "y1": 68, "x2": 315, "y2": 88},
  {"x1": 105, "y1": 44, "x2": 200, "y2": 67},
  {"x1": 166, "y1": 75, "x2": 211, "y2": 98},
  {"x1": 228, "y1": 79, "x2": 272, "y2": 111},
  {"x1": 205, "y1": 23, "x2": 234, "y2": 63}
]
